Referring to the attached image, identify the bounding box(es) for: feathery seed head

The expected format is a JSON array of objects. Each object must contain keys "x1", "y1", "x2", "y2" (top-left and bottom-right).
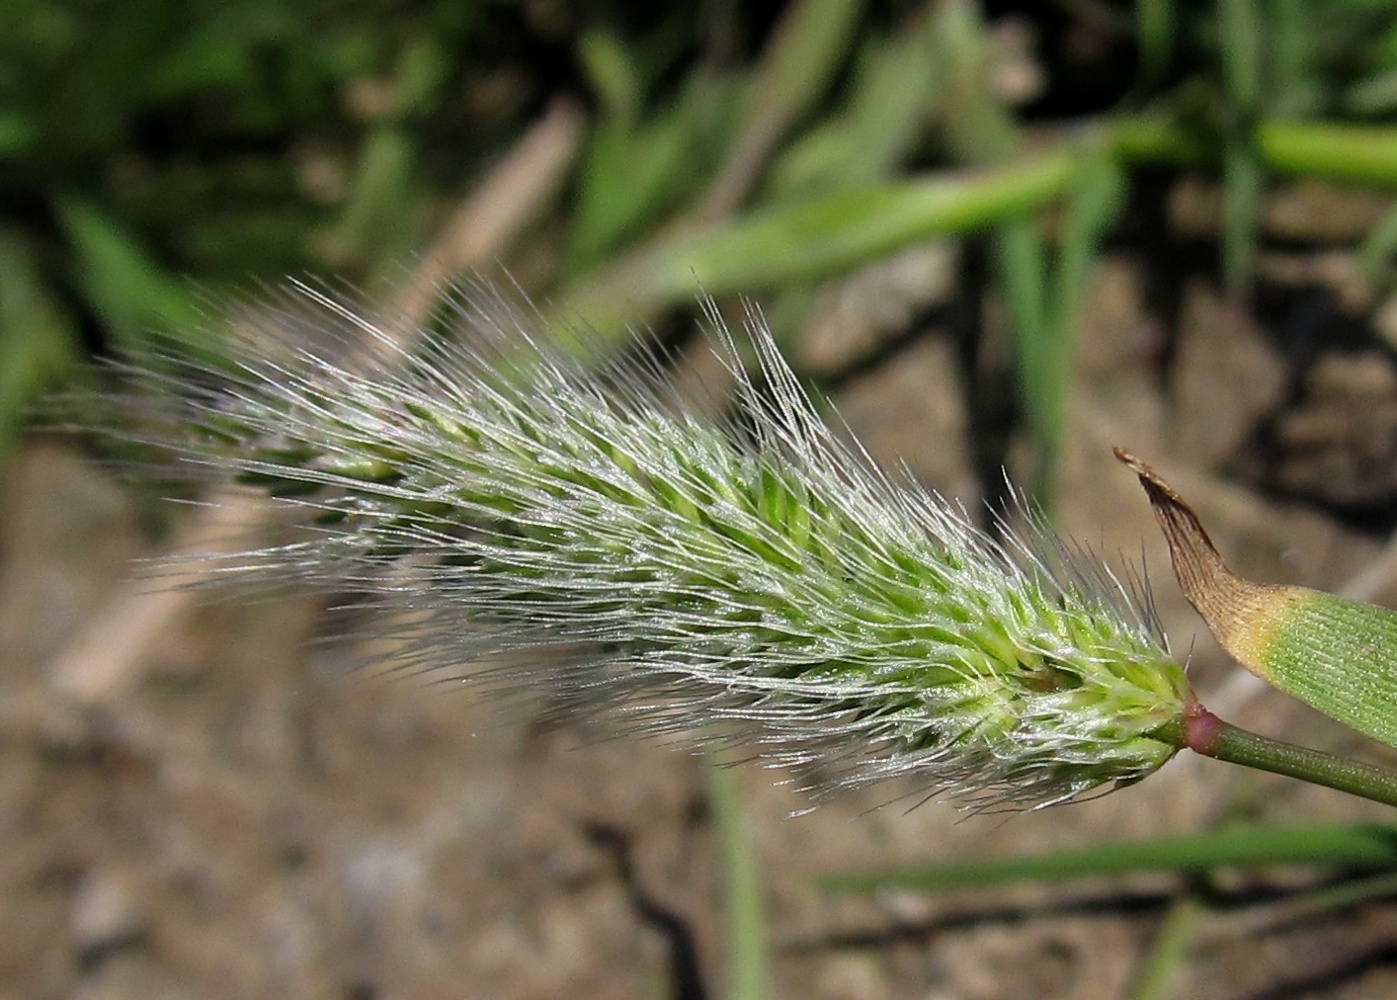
[{"x1": 94, "y1": 279, "x2": 1192, "y2": 809}]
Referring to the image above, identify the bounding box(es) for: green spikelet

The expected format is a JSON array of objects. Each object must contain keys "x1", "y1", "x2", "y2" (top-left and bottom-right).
[{"x1": 89, "y1": 280, "x2": 1192, "y2": 809}]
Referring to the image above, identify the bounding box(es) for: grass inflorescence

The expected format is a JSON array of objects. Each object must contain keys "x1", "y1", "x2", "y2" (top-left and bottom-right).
[{"x1": 92, "y1": 279, "x2": 1192, "y2": 809}]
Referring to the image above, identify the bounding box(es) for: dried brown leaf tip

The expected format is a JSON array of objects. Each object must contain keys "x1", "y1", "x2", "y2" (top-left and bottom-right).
[
  {"x1": 1115, "y1": 447, "x2": 1397, "y2": 750},
  {"x1": 1111, "y1": 447, "x2": 1297, "y2": 673}
]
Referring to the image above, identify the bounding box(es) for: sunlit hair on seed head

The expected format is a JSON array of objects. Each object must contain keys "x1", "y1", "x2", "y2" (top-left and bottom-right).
[{"x1": 93, "y1": 277, "x2": 1192, "y2": 811}]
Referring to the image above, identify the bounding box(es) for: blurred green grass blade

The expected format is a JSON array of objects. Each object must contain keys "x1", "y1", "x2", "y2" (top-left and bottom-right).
[
  {"x1": 567, "y1": 118, "x2": 682, "y2": 273},
  {"x1": 1218, "y1": 0, "x2": 1262, "y2": 114},
  {"x1": 996, "y1": 218, "x2": 1045, "y2": 372},
  {"x1": 930, "y1": 0, "x2": 1080, "y2": 500},
  {"x1": 817, "y1": 823, "x2": 1397, "y2": 894},
  {"x1": 1115, "y1": 115, "x2": 1397, "y2": 187},
  {"x1": 1124, "y1": 894, "x2": 1205, "y2": 1000},
  {"x1": 390, "y1": 34, "x2": 451, "y2": 118},
  {"x1": 1256, "y1": 121, "x2": 1397, "y2": 185},
  {"x1": 566, "y1": 72, "x2": 740, "y2": 275},
  {"x1": 57, "y1": 199, "x2": 204, "y2": 352},
  {"x1": 995, "y1": 215, "x2": 1048, "y2": 451},
  {"x1": 320, "y1": 124, "x2": 422, "y2": 273},
  {"x1": 1358, "y1": 201, "x2": 1397, "y2": 283},
  {"x1": 706, "y1": 754, "x2": 771, "y2": 1000},
  {"x1": 758, "y1": 3, "x2": 942, "y2": 357},
  {"x1": 1048, "y1": 152, "x2": 1126, "y2": 370},
  {"x1": 1221, "y1": 134, "x2": 1262, "y2": 300},
  {"x1": 1135, "y1": 0, "x2": 1176, "y2": 88},
  {"x1": 1270, "y1": 0, "x2": 1316, "y2": 116},
  {"x1": 0, "y1": 111, "x2": 36, "y2": 156},
  {"x1": 576, "y1": 26, "x2": 643, "y2": 124},
  {"x1": 1028, "y1": 150, "x2": 1126, "y2": 498},
  {"x1": 743, "y1": 0, "x2": 865, "y2": 127},
  {"x1": 555, "y1": 150, "x2": 1079, "y2": 341},
  {"x1": 0, "y1": 229, "x2": 81, "y2": 477},
  {"x1": 833, "y1": 7, "x2": 942, "y2": 180},
  {"x1": 769, "y1": 6, "x2": 942, "y2": 195},
  {"x1": 1344, "y1": 69, "x2": 1397, "y2": 116},
  {"x1": 699, "y1": 0, "x2": 867, "y2": 218},
  {"x1": 1218, "y1": 0, "x2": 1263, "y2": 300},
  {"x1": 934, "y1": 0, "x2": 1017, "y2": 163},
  {"x1": 1232, "y1": 870, "x2": 1397, "y2": 937},
  {"x1": 136, "y1": 6, "x2": 295, "y2": 105},
  {"x1": 1111, "y1": 115, "x2": 1215, "y2": 165}
]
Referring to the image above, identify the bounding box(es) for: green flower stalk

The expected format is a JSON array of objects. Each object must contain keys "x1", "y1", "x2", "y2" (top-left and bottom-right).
[{"x1": 91, "y1": 280, "x2": 1192, "y2": 809}]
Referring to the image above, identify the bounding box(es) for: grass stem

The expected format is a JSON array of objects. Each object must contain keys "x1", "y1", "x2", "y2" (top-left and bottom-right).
[{"x1": 1181, "y1": 705, "x2": 1397, "y2": 808}]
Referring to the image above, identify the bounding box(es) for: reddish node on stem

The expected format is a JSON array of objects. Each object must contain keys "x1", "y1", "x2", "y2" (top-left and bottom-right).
[{"x1": 1181, "y1": 703, "x2": 1223, "y2": 757}]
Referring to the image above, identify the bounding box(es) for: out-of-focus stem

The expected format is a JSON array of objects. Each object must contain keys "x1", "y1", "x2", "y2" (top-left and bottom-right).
[
  {"x1": 556, "y1": 150, "x2": 1079, "y2": 341},
  {"x1": 1114, "y1": 116, "x2": 1397, "y2": 189},
  {"x1": 1255, "y1": 121, "x2": 1397, "y2": 186}
]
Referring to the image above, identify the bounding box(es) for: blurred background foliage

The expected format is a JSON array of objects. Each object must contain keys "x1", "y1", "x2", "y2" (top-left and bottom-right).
[{"x1": 8, "y1": 0, "x2": 1397, "y2": 505}]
